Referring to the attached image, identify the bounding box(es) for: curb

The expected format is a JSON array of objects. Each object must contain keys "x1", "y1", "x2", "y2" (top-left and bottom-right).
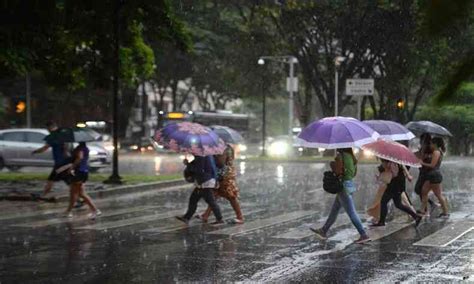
[
  {"x1": 1, "y1": 179, "x2": 187, "y2": 202},
  {"x1": 57, "y1": 179, "x2": 187, "y2": 202}
]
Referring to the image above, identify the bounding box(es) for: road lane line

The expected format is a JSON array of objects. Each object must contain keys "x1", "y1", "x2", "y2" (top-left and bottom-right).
[
  {"x1": 368, "y1": 217, "x2": 415, "y2": 241},
  {"x1": 11, "y1": 206, "x2": 159, "y2": 228},
  {"x1": 273, "y1": 214, "x2": 351, "y2": 240},
  {"x1": 207, "y1": 210, "x2": 314, "y2": 236},
  {"x1": 141, "y1": 209, "x2": 265, "y2": 235},
  {"x1": 414, "y1": 221, "x2": 474, "y2": 247},
  {"x1": 75, "y1": 209, "x2": 187, "y2": 230}
]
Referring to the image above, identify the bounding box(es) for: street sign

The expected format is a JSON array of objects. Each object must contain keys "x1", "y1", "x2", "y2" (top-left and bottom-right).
[
  {"x1": 286, "y1": 77, "x2": 298, "y2": 92},
  {"x1": 346, "y1": 79, "x2": 374, "y2": 96}
]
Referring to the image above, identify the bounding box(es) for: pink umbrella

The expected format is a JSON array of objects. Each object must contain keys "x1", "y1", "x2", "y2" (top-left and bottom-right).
[{"x1": 361, "y1": 139, "x2": 421, "y2": 168}]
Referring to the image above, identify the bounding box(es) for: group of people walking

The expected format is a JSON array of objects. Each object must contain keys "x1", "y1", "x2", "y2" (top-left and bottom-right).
[
  {"x1": 176, "y1": 144, "x2": 244, "y2": 225},
  {"x1": 32, "y1": 121, "x2": 101, "y2": 219},
  {"x1": 312, "y1": 133, "x2": 448, "y2": 244}
]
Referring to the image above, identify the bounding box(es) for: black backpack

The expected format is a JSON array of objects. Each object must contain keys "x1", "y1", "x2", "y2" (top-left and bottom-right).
[{"x1": 322, "y1": 171, "x2": 343, "y2": 194}]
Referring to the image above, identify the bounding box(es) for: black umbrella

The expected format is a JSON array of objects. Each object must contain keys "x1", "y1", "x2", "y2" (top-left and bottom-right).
[
  {"x1": 405, "y1": 121, "x2": 453, "y2": 137},
  {"x1": 45, "y1": 127, "x2": 98, "y2": 143}
]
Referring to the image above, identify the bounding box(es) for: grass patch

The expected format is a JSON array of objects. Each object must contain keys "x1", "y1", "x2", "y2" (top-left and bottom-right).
[{"x1": 0, "y1": 172, "x2": 181, "y2": 184}]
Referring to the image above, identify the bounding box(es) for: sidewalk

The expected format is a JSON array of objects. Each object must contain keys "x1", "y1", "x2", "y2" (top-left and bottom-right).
[{"x1": 0, "y1": 178, "x2": 187, "y2": 202}]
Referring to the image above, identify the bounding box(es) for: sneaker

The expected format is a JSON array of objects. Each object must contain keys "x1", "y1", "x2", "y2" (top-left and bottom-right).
[
  {"x1": 310, "y1": 228, "x2": 328, "y2": 240},
  {"x1": 437, "y1": 213, "x2": 450, "y2": 219},
  {"x1": 175, "y1": 216, "x2": 189, "y2": 225},
  {"x1": 88, "y1": 210, "x2": 102, "y2": 220},
  {"x1": 415, "y1": 215, "x2": 422, "y2": 227},
  {"x1": 63, "y1": 211, "x2": 73, "y2": 218},
  {"x1": 210, "y1": 219, "x2": 225, "y2": 225},
  {"x1": 354, "y1": 235, "x2": 371, "y2": 244},
  {"x1": 369, "y1": 222, "x2": 385, "y2": 227},
  {"x1": 195, "y1": 215, "x2": 208, "y2": 223}
]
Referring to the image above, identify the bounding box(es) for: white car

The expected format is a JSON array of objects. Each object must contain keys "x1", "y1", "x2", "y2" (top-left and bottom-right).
[{"x1": 0, "y1": 128, "x2": 111, "y2": 172}]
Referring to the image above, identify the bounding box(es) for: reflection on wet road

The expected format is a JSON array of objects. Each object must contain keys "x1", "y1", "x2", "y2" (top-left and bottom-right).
[{"x1": 0, "y1": 158, "x2": 473, "y2": 282}]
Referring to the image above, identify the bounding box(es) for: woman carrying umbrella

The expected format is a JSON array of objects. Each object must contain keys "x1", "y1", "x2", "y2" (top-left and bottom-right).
[
  {"x1": 362, "y1": 140, "x2": 422, "y2": 227},
  {"x1": 298, "y1": 117, "x2": 379, "y2": 244},
  {"x1": 196, "y1": 126, "x2": 244, "y2": 224},
  {"x1": 419, "y1": 137, "x2": 449, "y2": 217},
  {"x1": 153, "y1": 122, "x2": 227, "y2": 225},
  {"x1": 370, "y1": 160, "x2": 422, "y2": 227},
  {"x1": 197, "y1": 145, "x2": 244, "y2": 224}
]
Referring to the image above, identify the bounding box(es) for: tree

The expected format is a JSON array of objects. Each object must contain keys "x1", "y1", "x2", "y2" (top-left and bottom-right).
[{"x1": 417, "y1": 83, "x2": 474, "y2": 155}]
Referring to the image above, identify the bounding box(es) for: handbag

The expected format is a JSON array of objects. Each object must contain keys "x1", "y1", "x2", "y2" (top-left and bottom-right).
[
  {"x1": 183, "y1": 167, "x2": 195, "y2": 183},
  {"x1": 323, "y1": 171, "x2": 343, "y2": 194}
]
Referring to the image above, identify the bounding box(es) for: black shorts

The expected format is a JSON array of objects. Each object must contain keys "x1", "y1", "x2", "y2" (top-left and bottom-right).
[
  {"x1": 48, "y1": 168, "x2": 70, "y2": 182},
  {"x1": 426, "y1": 170, "x2": 443, "y2": 184},
  {"x1": 69, "y1": 171, "x2": 89, "y2": 184}
]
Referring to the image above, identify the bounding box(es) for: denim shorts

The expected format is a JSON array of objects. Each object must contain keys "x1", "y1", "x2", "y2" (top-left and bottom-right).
[{"x1": 343, "y1": 180, "x2": 357, "y2": 195}]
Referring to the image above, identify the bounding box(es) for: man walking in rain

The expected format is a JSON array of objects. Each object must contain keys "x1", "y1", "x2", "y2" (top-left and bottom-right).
[
  {"x1": 32, "y1": 121, "x2": 70, "y2": 198},
  {"x1": 176, "y1": 155, "x2": 224, "y2": 225}
]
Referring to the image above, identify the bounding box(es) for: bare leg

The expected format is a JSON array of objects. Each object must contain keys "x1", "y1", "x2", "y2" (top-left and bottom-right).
[
  {"x1": 229, "y1": 197, "x2": 243, "y2": 221},
  {"x1": 78, "y1": 185, "x2": 97, "y2": 212},
  {"x1": 201, "y1": 207, "x2": 212, "y2": 221},
  {"x1": 42, "y1": 180, "x2": 54, "y2": 197},
  {"x1": 420, "y1": 181, "x2": 431, "y2": 214},
  {"x1": 66, "y1": 184, "x2": 80, "y2": 213},
  {"x1": 431, "y1": 184, "x2": 448, "y2": 214},
  {"x1": 401, "y1": 192, "x2": 416, "y2": 213}
]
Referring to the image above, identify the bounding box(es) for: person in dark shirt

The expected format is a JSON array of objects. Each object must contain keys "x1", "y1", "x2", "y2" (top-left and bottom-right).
[
  {"x1": 32, "y1": 121, "x2": 70, "y2": 198},
  {"x1": 176, "y1": 155, "x2": 223, "y2": 225}
]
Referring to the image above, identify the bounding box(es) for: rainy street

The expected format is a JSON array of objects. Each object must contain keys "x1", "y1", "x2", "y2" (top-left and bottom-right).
[{"x1": 0, "y1": 158, "x2": 473, "y2": 283}]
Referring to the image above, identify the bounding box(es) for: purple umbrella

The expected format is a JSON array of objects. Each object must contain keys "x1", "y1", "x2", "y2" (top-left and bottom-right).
[
  {"x1": 296, "y1": 116, "x2": 380, "y2": 149},
  {"x1": 363, "y1": 120, "x2": 415, "y2": 141},
  {"x1": 153, "y1": 122, "x2": 226, "y2": 156}
]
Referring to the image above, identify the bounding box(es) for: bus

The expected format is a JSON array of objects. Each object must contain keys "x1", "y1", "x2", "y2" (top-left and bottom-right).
[{"x1": 158, "y1": 111, "x2": 250, "y2": 137}]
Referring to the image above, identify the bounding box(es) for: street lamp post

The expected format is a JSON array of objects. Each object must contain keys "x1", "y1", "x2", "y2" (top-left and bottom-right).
[
  {"x1": 261, "y1": 73, "x2": 266, "y2": 157},
  {"x1": 105, "y1": 0, "x2": 123, "y2": 184},
  {"x1": 334, "y1": 56, "x2": 346, "y2": 117},
  {"x1": 258, "y1": 56, "x2": 298, "y2": 137}
]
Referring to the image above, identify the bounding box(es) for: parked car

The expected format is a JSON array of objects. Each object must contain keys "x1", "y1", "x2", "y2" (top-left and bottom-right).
[{"x1": 0, "y1": 128, "x2": 111, "y2": 172}]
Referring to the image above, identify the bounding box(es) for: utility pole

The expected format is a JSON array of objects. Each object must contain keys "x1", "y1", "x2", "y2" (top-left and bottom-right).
[
  {"x1": 105, "y1": 0, "x2": 123, "y2": 184},
  {"x1": 26, "y1": 73, "x2": 31, "y2": 128}
]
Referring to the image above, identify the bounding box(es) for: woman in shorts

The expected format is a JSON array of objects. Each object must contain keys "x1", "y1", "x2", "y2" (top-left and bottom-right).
[{"x1": 64, "y1": 142, "x2": 101, "y2": 219}]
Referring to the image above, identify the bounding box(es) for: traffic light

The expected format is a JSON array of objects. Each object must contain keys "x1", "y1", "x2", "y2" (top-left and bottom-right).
[
  {"x1": 396, "y1": 98, "x2": 405, "y2": 110},
  {"x1": 16, "y1": 101, "x2": 26, "y2": 113}
]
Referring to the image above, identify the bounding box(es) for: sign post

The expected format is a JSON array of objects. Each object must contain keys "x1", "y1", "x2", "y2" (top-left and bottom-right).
[{"x1": 345, "y1": 79, "x2": 374, "y2": 120}]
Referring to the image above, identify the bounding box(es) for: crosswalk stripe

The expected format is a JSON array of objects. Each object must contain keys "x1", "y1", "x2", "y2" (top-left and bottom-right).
[
  {"x1": 272, "y1": 214, "x2": 351, "y2": 240},
  {"x1": 414, "y1": 221, "x2": 474, "y2": 247},
  {"x1": 11, "y1": 206, "x2": 158, "y2": 228},
  {"x1": 0, "y1": 185, "x2": 193, "y2": 222},
  {"x1": 368, "y1": 217, "x2": 416, "y2": 241},
  {"x1": 75, "y1": 209, "x2": 187, "y2": 230},
  {"x1": 207, "y1": 210, "x2": 314, "y2": 236},
  {"x1": 141, "y1": 209, "x2": 265, "y2": 235}
]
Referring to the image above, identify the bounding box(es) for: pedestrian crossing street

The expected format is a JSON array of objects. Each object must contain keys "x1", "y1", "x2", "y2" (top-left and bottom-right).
[{"x1": 4, "y1": 201, "x2": 474, "y2": 249}]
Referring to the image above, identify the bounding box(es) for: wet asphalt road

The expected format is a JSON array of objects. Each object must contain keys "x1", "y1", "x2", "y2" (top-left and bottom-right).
[{"x1": 0, "y1": 158, "x2": 473, "y2": 282}]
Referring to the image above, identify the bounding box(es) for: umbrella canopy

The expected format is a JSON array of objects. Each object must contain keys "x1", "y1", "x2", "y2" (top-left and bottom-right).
[
  {"x1": 361, "y1": 139, "x2": 421, "y2": 168},
  {"x1": 210, "y1": 125, "x2": 244, "y2": 144},
  {"x1": 405, "y1": 121, "x2": 453, "y2": 137},
  {"x1": 153, "y1": 122, "x2": 226, "y2": 156},
  {"x1": 44, "y1": 127, "x2": 97, "y2": 143},
  {"x1": 363, "y1": 120, "x2": 415, "y2": 141},
  {"x1": 296, "y1": 116, "x2": 380, "y2": 149}
]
